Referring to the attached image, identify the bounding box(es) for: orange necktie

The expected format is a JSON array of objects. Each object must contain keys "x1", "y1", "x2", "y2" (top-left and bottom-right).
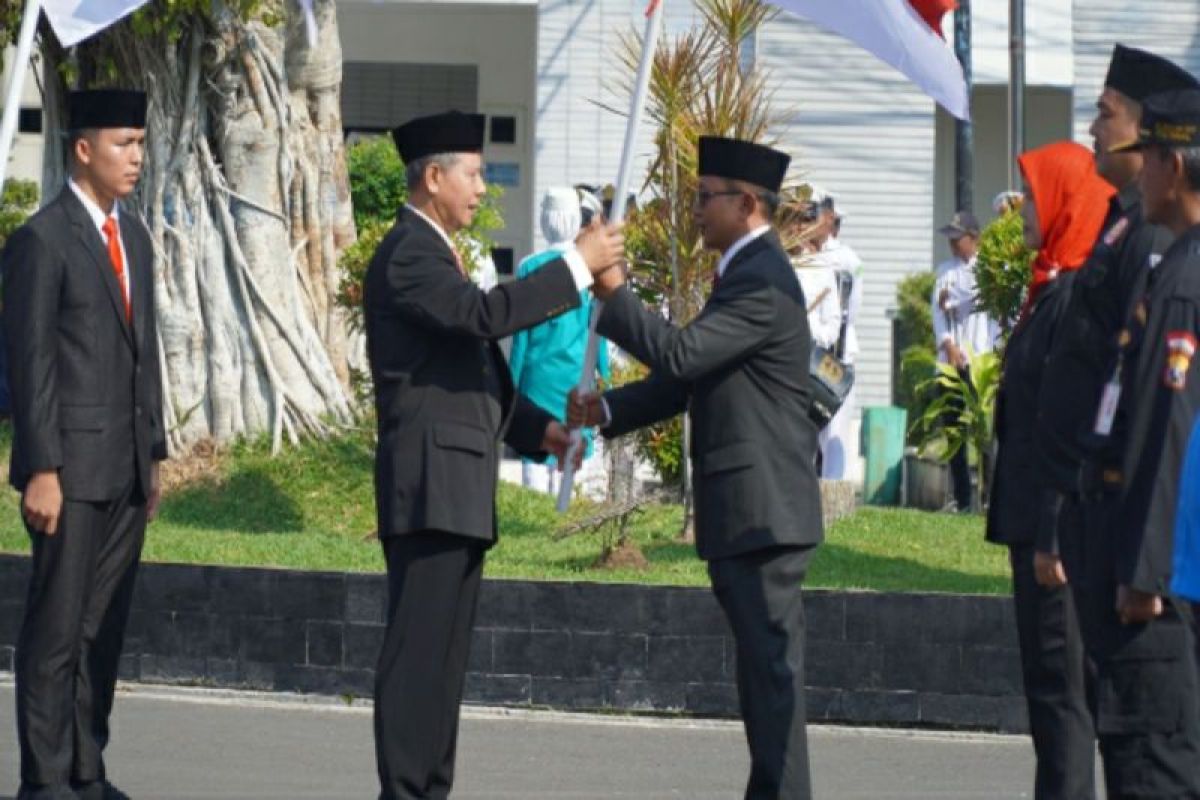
[{"x1": 101, "y1": 216, "x2": 131, "y2": 321}]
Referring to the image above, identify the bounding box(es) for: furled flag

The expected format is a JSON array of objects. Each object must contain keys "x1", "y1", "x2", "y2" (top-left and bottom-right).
[
  {"x1": 297, "y1": 0, "x2": 318, "y2": 48},
  {"x1": 764, "y1": 0, "x2": 969, "y2": 120},
  {"x1": 40, "y1": 0, "x2": 152, "y2": 47}
]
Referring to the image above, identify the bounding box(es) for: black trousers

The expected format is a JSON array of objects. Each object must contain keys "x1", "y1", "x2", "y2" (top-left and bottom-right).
[
  {"x1": 375, "y1": 532, "x2": 486, "y2": 800},
  {"x1": 16, "y1": 479, "x2": 145, "y2": 796},
  {"x1": 1008, "y1": 542, "x2": 1098, "y2": 800},
  {"x1": 1059, "y1": 493, "x2": 1200, "y2": 799},
  {"x1": 708, "y1": 545, "x2": 813, "y2": 800}
]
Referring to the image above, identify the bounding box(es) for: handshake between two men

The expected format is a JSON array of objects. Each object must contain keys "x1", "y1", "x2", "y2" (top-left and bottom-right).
[{"x1": 538, "y1": 218, "x2": 626, "y2": 467}]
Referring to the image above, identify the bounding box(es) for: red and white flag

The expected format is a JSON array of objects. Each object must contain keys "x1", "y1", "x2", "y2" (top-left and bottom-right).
[
  {"x1": 764, "y1": 0, "x2": 969, "y2": 120},
  {"x1": 40, "y1": 0, "x2": 152, "y2": 47}
]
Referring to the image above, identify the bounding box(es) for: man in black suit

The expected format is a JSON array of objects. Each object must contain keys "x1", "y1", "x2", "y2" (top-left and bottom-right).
[
  {"x1": 4, "y1": 90, "x2": 166, "y2": 800},
  {"x1": 363, "y1": 110, "x2": 623, "y2": 800},
  {"x1": 569, "y1": 136, "x2": 823, "y2": 800}
]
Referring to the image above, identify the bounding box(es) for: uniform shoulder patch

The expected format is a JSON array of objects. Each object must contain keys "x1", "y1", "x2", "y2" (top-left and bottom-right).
[
  {"x1": 1104, "y1": 216, "x2": 1131, "y2": 247},
  {"x1": 1164, "y1": 331, "x2": 1198, "y2": 391}
]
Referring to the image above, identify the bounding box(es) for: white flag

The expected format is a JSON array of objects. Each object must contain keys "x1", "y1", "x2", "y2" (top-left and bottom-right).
[
  {"x1": 41, "y1": 0, "x2": 152, "y2": 47},
  {"x1": 763, "y1": 0, "x2": 970, "y2": 120}
]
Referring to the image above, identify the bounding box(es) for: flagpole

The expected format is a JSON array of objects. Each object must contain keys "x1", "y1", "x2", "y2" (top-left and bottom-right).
[
  {"x1": 556, "y1": 0, "x2": 664, "y2": 513},
  {"x1": 1007, "y1": 0, "x2": 1025, "y2": 190},
  {"x1": 0, "y1": 0, "x2": 43, "y2": 190}
]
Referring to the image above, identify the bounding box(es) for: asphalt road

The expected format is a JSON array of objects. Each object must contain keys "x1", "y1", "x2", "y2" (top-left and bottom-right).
[{"x1": 0, "y1": 680, "x2": 1063, "y2": 799}]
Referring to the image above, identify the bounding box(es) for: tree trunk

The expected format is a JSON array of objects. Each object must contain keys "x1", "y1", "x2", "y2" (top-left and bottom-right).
[{"x1": 40, "y1": 1, "x2": 355, "y2": 453}]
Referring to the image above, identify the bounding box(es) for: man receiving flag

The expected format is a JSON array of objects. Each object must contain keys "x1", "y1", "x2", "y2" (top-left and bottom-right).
[{"x1": 569, "y1": 136, "x2": 822, "y2": 800}]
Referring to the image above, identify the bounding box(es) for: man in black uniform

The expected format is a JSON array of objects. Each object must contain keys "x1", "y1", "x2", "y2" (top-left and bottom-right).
[
  {"x1": 362, "y1": 110, "x2": 623, "y2": 800},
  {"x1": 1032, "y1": 47, "x2": 1200, "y2": 798},
  {"x1": 5, "y1": 90, "x2": 166, "y2": 800},
  {"x1": 569, "y1": 137, "x2": 823, "y2": 800},
  {"x1": 1091, "y1": 88, "x2": 1200, "y2": 796}
]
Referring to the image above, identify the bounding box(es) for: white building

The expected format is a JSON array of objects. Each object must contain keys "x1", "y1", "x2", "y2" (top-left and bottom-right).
[
  {"x1": 340, "y1": 0, "x2": 1200, "y2": 480},
  {"x1": 5, "y1": 0, "x2": 1200, "y2": 480}
]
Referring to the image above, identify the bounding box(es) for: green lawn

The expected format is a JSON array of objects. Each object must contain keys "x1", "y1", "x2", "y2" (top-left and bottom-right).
[{"x1": 0, "y1": 428, "x2": 1010, "y2": 594}]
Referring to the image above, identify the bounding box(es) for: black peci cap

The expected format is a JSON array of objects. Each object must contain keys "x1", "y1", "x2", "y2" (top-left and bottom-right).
[
  {"x1": 68, "y1": 89, "x2": 147, "y2": 129},
  {"x1": 391, "y1": 110, "x2": 486, "y2": 164},
  {"x1": 697, "y1": 136, "x2": 791, "y2": 194},
  {"x1": 1105, "y1": 45, "x2": 1199, "y2": 104}
]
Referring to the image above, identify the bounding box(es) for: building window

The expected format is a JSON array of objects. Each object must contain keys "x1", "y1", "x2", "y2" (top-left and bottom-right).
[
  {"x1": 18, "y1": 108, "x2": 41, "y2": 134},
  {"x1": 490, "y1": 116, "x2": 516, "y2": 145},
  {"x1": 341, "y1": 62, "x2": 478, "y2": 133}
]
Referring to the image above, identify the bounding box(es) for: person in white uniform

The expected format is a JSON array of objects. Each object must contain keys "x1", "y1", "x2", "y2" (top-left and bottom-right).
[
  {"x1": 931, "y1": 210, "x2": 998, "y2": 510},
  {"x1": 806, "y1": 191, "x2": 863, "y2": 479}
]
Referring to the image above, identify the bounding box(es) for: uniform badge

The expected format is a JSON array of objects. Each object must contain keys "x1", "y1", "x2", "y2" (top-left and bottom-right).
[
  {"x1": 1104, "y1": 216, "x2": 1130, "y2": 247},
  {"x1": 1135, "y1": 302, "x2": 1148, "y2": 325},
  {"x1": 1164, "y1": 332, "x2": 1197, "y2": 391}
]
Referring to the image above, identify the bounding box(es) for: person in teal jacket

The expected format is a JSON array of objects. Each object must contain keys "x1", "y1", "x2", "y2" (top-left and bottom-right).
[{"x1": 510, "y1": 187, "x2": 611, "y2": 494}]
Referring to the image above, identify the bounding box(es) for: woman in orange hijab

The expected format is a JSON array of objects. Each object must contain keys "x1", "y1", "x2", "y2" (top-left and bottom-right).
[
  {"x1": 1018, "y1": 141, "x2": 1116, "y2": 306},
  {"x1": 987, "y1": 140, "x2": 1113, "y2": 799}
]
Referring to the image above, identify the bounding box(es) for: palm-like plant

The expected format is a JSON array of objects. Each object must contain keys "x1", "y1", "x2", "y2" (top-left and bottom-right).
[
  {"x1": 611, "y1": 0, "x2": 787, "y2": 326},
  {"x1": 904, "y1": 346, "x2": 1002, "y2": 508}
]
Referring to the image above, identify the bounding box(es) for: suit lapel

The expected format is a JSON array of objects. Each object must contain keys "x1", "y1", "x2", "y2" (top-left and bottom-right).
[
  {"x1": 121, "y1": 210, "x2": 150, "y2": 359},
  {"x1": 711, "y1": 232, "x2": 776, "y2": 302},
  {"x1": 61, "y1": 189, "x2": 135, "y2": 350},
  {"x1": 401, "y1": 205, "x2": 463, "y2": 276},
  {"x1": 722, "y1": 232, "x2": 774, "y2": 279}
]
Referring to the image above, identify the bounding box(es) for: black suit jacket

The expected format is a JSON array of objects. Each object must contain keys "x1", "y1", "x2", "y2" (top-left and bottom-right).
[
  {"x1": 986, "y1": 275, "x2": 1073, "y2": 548},
  {"x1": 598, "y1": 231, "x2": 824, "y2": 561},
  {"x1": 2, "y1": 187, "x2": 166, "y2": 501},
  {"x1": 364, "y1": 205, "x2": 582, "y2": 542}
]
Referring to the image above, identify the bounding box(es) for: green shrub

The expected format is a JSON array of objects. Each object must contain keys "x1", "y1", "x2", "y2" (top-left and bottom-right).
[
  {"x1": 608, "y1": 359, "x2": 684, "y2": 488},
  {"x1": 0, "y1": 178, "x2": 38, "y2": 249},
  {"x1": 975, "y1": 206, "x2": 1034, "y2": 337},
  {"x1": 894, "y1": 271, "x2": 937, "y2": 444}
]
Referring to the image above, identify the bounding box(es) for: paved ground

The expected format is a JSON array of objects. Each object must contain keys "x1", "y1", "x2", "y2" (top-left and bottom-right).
[{"x1": 0, "y1": 680, "x2": 1060, "y2": 799}]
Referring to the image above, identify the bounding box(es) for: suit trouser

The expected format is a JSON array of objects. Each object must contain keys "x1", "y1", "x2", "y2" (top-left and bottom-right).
[
  {"x1": 16, "y1": 478, "x2": 145, "y2": 794},
  {"x1": 708, "y1": 545, "x2": 814, "y2": 800},
  {"x1": 1008, "y1": 542, "x2": 1098, "y2": 800},
  {"x1": 375, "y1": 532, "x2": 485, "y2": 800},
  {"x1": 1059, "y1": 493, "x2": 1200, "y2": 799}
]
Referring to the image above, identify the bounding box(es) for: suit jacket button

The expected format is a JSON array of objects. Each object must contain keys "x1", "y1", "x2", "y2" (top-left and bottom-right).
[{"x1": 136, "y1": 406, "x2": 143, "y2": 416}]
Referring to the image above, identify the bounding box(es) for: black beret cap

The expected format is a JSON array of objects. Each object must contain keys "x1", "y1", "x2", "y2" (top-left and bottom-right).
[
  {"x1": 697, "y1": 136, "x2": 790, "y2": 194},
  {"x1": 1105, "y1": 44, "x2": 1199, "y2": 103},
  {"x1": 68, "y1": 89, "x2": 147, "y2": 130},
  {"x1": 391, "y1": 110, "x2": 486, "y2": 164}
]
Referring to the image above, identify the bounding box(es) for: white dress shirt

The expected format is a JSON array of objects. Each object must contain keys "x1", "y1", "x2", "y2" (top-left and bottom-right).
[
  {"x1": 717, "y1": 225, "x2": 771, "y2": 279},
  {"x1": 793, "y1": 261, "x2": 840, "y2": 348},
  {"x1": 931, "y1": 255, "x2": 999, "y2": 364},
  {"x1": 69, "y1": 179, "x2": 131, "y2": 306}
]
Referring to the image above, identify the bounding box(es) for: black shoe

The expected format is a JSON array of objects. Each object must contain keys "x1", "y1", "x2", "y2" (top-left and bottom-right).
[
  {"x1": 72, "y1": 782, "x2": 130, "y2": 800},
  {"x1": 16, "y1": 785, "x2": 79, "y2": 800}
]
